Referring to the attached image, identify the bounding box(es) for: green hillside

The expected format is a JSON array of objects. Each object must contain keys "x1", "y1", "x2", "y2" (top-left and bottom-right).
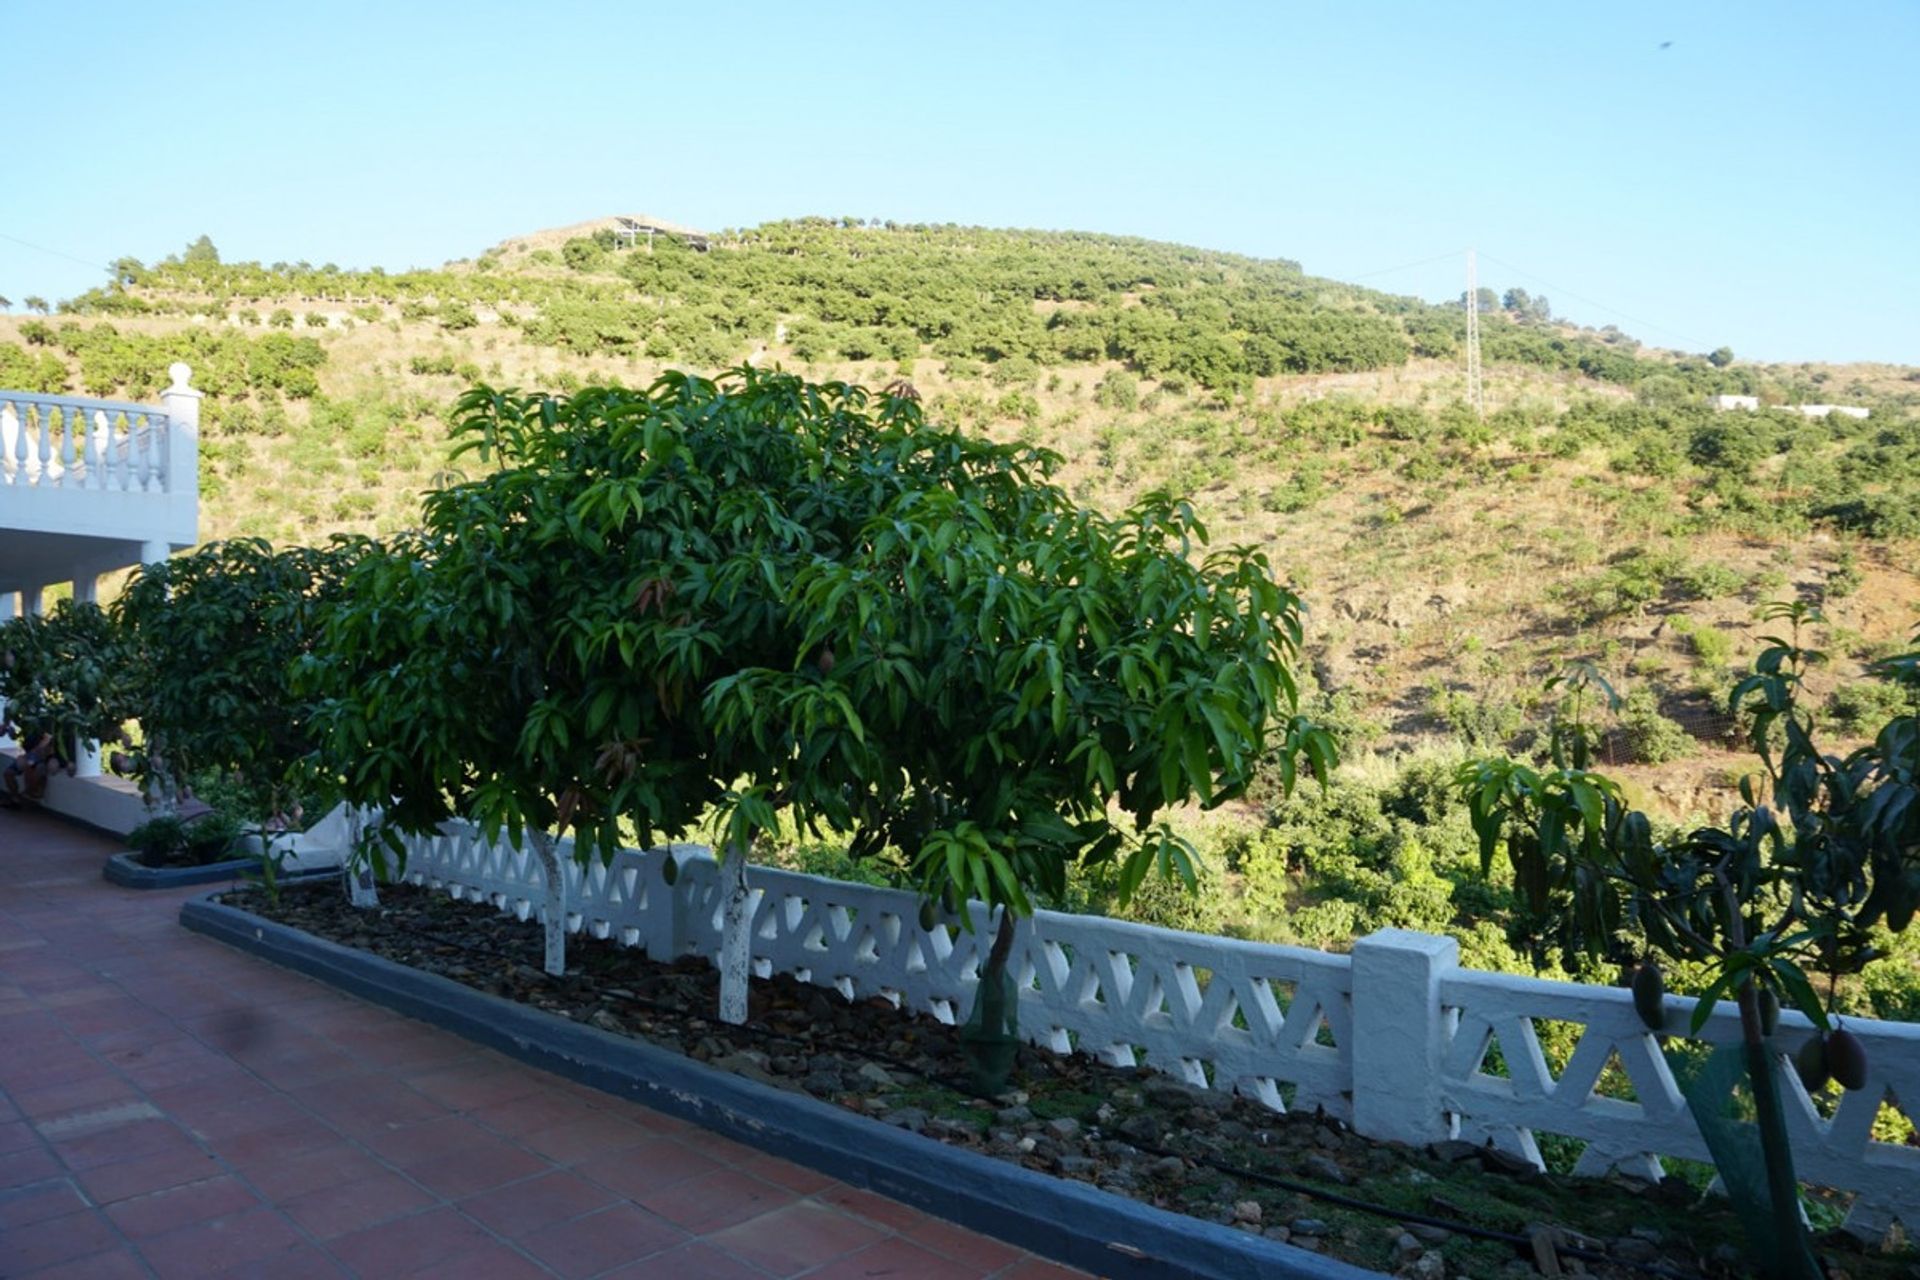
[{"x1": 5, "y1": 216, "x2": 1919, "y2": 824}]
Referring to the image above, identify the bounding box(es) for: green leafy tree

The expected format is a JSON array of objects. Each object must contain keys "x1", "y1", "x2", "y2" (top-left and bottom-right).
[
  {"x1": 1709, "y1": 346, "x2": 1736, "y2": 368},
  {"x1": 0, "y1": 601, "x2": 133, "y2": 777},
  {"x1": 118, "y1": 539, "x2": 363, "y2": 825},
  {"x1": 1457, "y1": 608, "x2": 1920, "y2": 1278},
  {"x1": 183, "y1": 235, "x2": 221, "y2": 267},
  {"x1": 309, "y1": 369, "x2": 1332, "y2": 1036},
  {"x1": 23, "y1": 296, "x2": 48, "y2": 315}
]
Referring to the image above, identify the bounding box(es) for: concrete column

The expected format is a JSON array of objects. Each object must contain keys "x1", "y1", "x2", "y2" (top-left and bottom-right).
[
  {"x1": 139, "y1": 539, "x2": 170, "y2": 569},
  {"x1": 159, "y1": 364, "x2": 201, "y2": 546},
  {"x1": 1351, "y1": 928, "x2": 1460, "y2": 1147},
  {"x1": 69, "y1": 575, "x2": 103, "y2": 777},
  {"x1": 0, "y1": 592, "x2": 12, "y2": 747},
  {"x1": 22, "y1": 586, "x2": 45, "y2": 616}
]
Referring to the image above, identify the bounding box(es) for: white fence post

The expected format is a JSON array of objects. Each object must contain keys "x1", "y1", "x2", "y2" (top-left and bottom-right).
[
  {"x1": 1351, "y1": 927, "x2": 1458, "y2": 1147},
  {"x1": 659, "y1": 844, "x2": 710, "y2": 960}
]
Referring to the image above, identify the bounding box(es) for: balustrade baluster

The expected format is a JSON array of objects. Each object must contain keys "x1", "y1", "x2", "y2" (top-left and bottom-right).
[
  {"x1": 82, "y1": 408, "x2": 103, "y2": 488},
  {"x1": 137, "y1": 412, "x2": 159, "y2": 495},
  {"x1": 130, "y1": 411, "x2": 147, "y2": 490},
  {"x1": 1, "y1": 397, "x2": 18, "y2": 483},
  {"x1": 58, "y1": 404, "x2": 77, "y2": 487},
  {"x1": 126, "y1": 410, "x2": 144, "y2": 491},
  {"x1": 153, "y1": 413, "x2": 168, "y2": 490},
  {"x1": 110, "y1": 409, "x2": 130, "y2": 491},
  {"x1": 35, "y1": 403, "x2": 53, "y2": 483}
]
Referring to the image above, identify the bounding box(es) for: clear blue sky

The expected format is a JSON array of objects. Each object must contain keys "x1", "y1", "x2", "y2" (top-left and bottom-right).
[{"x1": 3, "y1": 1, "x2": 1914, "y2": 364}]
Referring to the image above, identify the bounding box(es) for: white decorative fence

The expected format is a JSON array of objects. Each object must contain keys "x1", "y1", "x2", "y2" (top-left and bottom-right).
[
  {"x1": 0, "y1": 389, "x2": 174, "y2": 492},
  {"x1": 0, "y1": 363, "x2": 200, "y2": 560},
  {"x1": 398, "y1": 823, "x2": 1919, "y2": 1239}
]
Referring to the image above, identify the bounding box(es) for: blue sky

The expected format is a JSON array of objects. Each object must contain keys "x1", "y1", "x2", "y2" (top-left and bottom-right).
[{"x1": 3, "y1": 1, "x2": 1914, "y2": 364}]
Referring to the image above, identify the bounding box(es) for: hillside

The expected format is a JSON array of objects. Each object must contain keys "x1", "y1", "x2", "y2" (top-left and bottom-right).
[{"x1": 5, "y1": 218, "x2": 1919, "y2": 825}]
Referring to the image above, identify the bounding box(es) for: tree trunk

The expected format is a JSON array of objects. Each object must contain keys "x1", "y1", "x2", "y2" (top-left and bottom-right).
[
  {"x1": 961, "y1": 908, "x2": 1023, "y2": 1094},
  {"x1": 717, "y1": 841, "x2": 753, "y2": 1026},
  {"x1": 529, "y1": 828, "x2": 567, "y2": 977},
  {"x1": 145, "y1": 744, "x2": 179, "y2": 820},
  {"x1": 346, "y1": 808, "x2": 379, "y2": 908},
  {"x1": 343, "y1": 809, "x2": 380, "y2": 909},
  {"x1": 1715, "y1": 874, "x2": 1817, "y2": 1280},
  {"x1": 981, "y1": 905, "x2": 1018, "y2": 995},
  {"x1": 1738, "y1": 977, "x2": 1820, "y2": 1280}
]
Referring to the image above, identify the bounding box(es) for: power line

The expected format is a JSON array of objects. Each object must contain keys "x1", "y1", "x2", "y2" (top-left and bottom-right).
[
  {"x1": 1343, "y1": 246, "x2": 1706, "y2": 353},
  {"x1": 1477, "y1": 250, "x2": 1708, "y2": 350},
  {"x1": 0, "y1": 230, "x2": 106, "y2": 273},
  {"x1": 1345, "y1": 248, "x2": 1465, "y2": 282}
]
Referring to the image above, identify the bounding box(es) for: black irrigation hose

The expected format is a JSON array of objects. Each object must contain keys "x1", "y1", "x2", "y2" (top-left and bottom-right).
[{"x1": 371, "y1": 905, "x2": 1708, "y2": 1279}]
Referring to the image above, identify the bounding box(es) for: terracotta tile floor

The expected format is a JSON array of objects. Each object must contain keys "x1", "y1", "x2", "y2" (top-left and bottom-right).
[{"x1": 0, "y1": 807, "x2": 1089, "y2": 1279}]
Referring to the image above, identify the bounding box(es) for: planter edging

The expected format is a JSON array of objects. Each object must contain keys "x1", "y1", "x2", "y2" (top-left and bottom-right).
[
  {"x1": 178, "y1": 892, "x2": 1378, "y2": 1280},
  {"x1": 106, "y1": 851, "x2": 264, "y2": 890}
]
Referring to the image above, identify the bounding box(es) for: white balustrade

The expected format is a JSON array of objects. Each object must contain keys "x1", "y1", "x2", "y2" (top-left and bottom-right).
[
  {"x1": 398, "y1": 822, "x2": 1919, "y2": 1239},
  {"x1": 0, "y1": 364, "x2": 199, "y2": 560},
  {"x1": 0, "y1": 391, "x2": 170, "y2": 492}
]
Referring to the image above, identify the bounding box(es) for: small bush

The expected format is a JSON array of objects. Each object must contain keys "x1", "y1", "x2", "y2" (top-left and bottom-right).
[
  {"x1": 1620, "y1": 688, "x2": 1695, "y2": 764},
  {"x1": 1094, "y1": 369, "x2": 1138, "y2": 411},
  {"x1": 1671, "y1": 617, "x2": 1734, "y2": 669},
  {"x1": 1827, "y1": 678, "x2": 1920, "y2": 736}
]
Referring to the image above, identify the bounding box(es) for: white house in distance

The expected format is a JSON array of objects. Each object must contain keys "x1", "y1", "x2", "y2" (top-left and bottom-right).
[
  {"x1": 0, "y1": 363, "x2": 201, "y2": 830},
  {"x1": 1707, "y1": 393, "x2": 1870, "y2": 419}
]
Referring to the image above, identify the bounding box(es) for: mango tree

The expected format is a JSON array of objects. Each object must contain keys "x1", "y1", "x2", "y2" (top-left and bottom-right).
[
  {"x1": 0, "y1": 600, "x2": 133, "y2": 782},
  {"x1": 116, "y1": 538, "x2": 363, "y2": 827},
  {"x1": 300, "y1": 498, "x2": 687, "y2": 972},
  {"x1": 1457, "y1": 606, "x2": 1920, "y2": 1278},
  {"x1": 319, "y1": 368, "x2": 1331, "y2": 1035}
]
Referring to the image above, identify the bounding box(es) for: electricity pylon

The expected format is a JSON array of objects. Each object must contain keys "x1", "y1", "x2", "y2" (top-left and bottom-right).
[{"x1": 1465, "y1": 248, "x2": 1484, "y2": 420}]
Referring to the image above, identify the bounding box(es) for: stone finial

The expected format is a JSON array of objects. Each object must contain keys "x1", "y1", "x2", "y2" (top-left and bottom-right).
[{"x1": 168, "y1": 362, "x2": 193, "y2": 391}]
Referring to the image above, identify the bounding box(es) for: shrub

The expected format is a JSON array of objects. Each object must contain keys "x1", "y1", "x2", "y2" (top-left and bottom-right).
[
  {"x1": 1670, "y1": 616, "x2": 1733, "y2": 670},
  {"x1": 1618, "y1": 688, "x2": 1694, "y2": 763},
  {"x1": 1827, "y1": 678, "x2": 1919, "y2": 736},
  {"x1": 127, "y1": 810, "x2": 241, "y2": 868},
  {"x1": 1825, "y1": 549, "x2": 1862, "y2": 600},
  {"x1": 1093, "y1": 369, "x2": 1138, "y2": 411}
]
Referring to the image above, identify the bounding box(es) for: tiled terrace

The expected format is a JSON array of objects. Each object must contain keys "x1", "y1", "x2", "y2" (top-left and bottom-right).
[{"x1": 0, "y1": 807, "x2": 1088, "y2": 1279}]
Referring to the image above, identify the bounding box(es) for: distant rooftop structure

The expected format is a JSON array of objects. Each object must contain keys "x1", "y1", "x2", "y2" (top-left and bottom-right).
[
  {"x1": 1706, "y1": 394, "x2": 1870, "y2": 420},
  {"x1": 612, "y1": 215, "x2": 710, "y2": 253},
  {"x1": 1789, "y1": 403, "x2": 1870, "y2": 420}
]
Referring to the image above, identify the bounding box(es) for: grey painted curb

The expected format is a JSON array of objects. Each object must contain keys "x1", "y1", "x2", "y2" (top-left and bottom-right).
[
  {"x1": 180, "y1": 894, "x2": 1381, "y2": 1280},
  {"x1": 105, "y1": 851, "x2": 262, "y2": 889},
  {"x1": 104, "y1": 852, "x2": 339, "y2": 891}
]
